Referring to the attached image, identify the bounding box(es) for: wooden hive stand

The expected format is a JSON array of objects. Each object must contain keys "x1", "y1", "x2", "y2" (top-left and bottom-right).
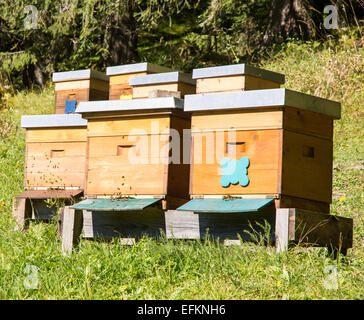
[
  {"x1": 165, "y1": 64, "x2": 353, "y2": 256},
  {"x1": 53, "y1": 69, "x2": 109, "y2": 114},
  {"x1": 61, "y1": 88, "x2": 192, "y2": 253},
  {"x1": 13, "y1": 114, "x2": 87, "y2": 231}
]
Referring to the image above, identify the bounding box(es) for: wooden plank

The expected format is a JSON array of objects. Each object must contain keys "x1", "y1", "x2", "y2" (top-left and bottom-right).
[
  {"x1": 276, "y1": 195, "x2": 330, "y2": 214},
  {"x1": 61, "y1": 207, "x2": 83, "y2": 255},
  {"x1": 191, "y1": 110, "x2": 283, "y2": 131},
  {"x1": 87, "y1": 116, "x2": 171, "y2": 136},
  {"x1": 244, "y1": 75, "x2": 281, "y2": 90},
  {"x1": 55, "y1": 80, "x2": 90, "y2": 91},
  {"x1": 86, "y1": 162, "x2": 166, "y2": 196},
  {"x1": 12, "y1": 198, "x2": 32, "y2": 231},
  {"x1": 196, "y1": 75, "x2": 245, "y2": 94},
  {"x1": 89, "y1": 79, "x2": 109, "y2": 92},
  {"x1": 82, "y1": 207, "x2": 165, "y2": 239},
  {"x1": 284, "y1": 107, "x2": 333, "y2": 140},
  {"x1": 281, "y1": 130, "x2": 333, "y2": 203},
  {"x1": 24, "y1": 141, "x2": 86, "y2": 188},
  {"x1": 132, "y1": 83, "x2": 179, "y2": 99},
  {"x1": 148, "y1": 90, "x2": 181, "y2": 98},
  {"x1": 87, "y1": 135, "x2": 169, "y2": 158},
  {"x1": 275, "y1": 208, "x2": 353, "y2": 254},
  {"x1": 177, "y1": 82, "x2": 196, "y2": 97},
  {"x1": 165, "y1": 207, "x2": 275, "y2": 241},
  {"x1": 109, "y1": 72, "x2": 147, "y2": 85},
  {"x1": 191, "y1": 129, "x2": 281, "y2": 195},
  {"x1": 26, "y1": 128, "x2": 87, "y2": 143}
]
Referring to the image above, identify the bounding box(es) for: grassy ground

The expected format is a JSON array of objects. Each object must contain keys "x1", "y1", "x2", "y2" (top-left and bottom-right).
[{"x1": 0, "y1": 32, "x2": 363, "y2": 300}]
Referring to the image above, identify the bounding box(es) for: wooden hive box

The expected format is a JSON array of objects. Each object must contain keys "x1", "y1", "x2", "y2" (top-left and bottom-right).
[
  {"x1": 13, "y1": 114, "x2": 88, "y2": 227},
  {"x1": 53, "y1": 69, "x2": 109, "y2": 114},
  {"x1": 193, "y1": 64, "x2": 285, "y2": 94},
  {"x1": 165, "y1": 84, "x2": 352, "y2": 254},
  {"x1": 182, "y1": 88, "x2": 341, "y2": 214},
  {"x1": 130, "y1": 72, "x2": 196, "y2": 99},
  {"x1": 74, "y1": 97, "x2": 191, "y2": 210},
  {"x1": 106, "y1": 62, "x2": 172, "y2": 100}
]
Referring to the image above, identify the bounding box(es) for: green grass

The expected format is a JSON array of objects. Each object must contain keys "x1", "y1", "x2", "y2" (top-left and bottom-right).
[{"x1": 0, "y1": 32, "x2": 363, "y2": 300}]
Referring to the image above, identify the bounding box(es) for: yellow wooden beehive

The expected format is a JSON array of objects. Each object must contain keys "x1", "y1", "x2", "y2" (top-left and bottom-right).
[
  {"x1": 182, "y1": 64, "x2": 340, "y2": 213},
  {"x1": 106, "y1": 63, "x2": 172, "y2": 100},
  {"x1": 53, "y1": 69, "x2": 109, "y2": 114}
]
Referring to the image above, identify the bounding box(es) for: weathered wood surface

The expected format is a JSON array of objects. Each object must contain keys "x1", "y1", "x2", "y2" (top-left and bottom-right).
[
  {"x1": 12, "y1": 198, "x2": 32, "y2": 231},
  {"x1": 61, "y1": 207, "x2": 83, "y2": 255},
  {"x1": 275, "y1": 208, "x2": 353, "y2": 254},
  {"x1": 82, "y1": 207, "x2": 165, "y2": 239},
  {"x1": 165, "y1": 208, "x2": 275, "y2": 241},
  {"x1": 281, "y1": 130, "x2": 333, "y2": 203}
]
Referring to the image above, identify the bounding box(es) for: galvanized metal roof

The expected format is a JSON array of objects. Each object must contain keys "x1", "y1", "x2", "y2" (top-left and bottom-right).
[
  {"x1": 129, "y1": 72, "x2": 196, "y2": 86},
  {"x1": 177, "y1": 198, "x2": 274, "y2": 213},
  {"x1": 106, "y1": 62, "x2": 172, "y2": 76},
  {"x1": 184, "y1": 88, "x2": 341, "y2": 119},
  {"x1": 52, "y1": 69, "x2": 108, "y2": 82},
  {"x1": 71, "y1": 198, "x2": 161, "y2": 211},
  {"x1": 76, "y1": 96, "x2": 184, "y2": 114},
  {"x1": 21, "y1": 114, "x2": 88, "y2": 128},
  {"x1": 192, "y1": 64, "x2": 285, "y2": 84}
]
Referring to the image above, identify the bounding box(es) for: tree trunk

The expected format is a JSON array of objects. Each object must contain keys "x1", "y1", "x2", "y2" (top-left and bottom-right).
[
  {"x1": 108, "y1": 0, "x2": 139, "y2": 66},
  {"x1": 262, "y1": 0, "x2": 316, "y2": 45}
]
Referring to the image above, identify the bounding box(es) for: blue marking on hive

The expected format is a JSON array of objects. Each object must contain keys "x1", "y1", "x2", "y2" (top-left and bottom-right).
[
  {"x1": 220, "y1": 156, "x2": 250, "y2": 188},
  {"x1": 65, "y1": 100, "x2": 77, "y2": 114}
]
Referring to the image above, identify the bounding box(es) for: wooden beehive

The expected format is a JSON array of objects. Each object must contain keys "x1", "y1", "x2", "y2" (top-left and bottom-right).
[
  {"x1": 193, "y1": 64, "x2": 285, "y2": 94},
  {"x1": 75, "y1": 97, "x2": 191, "y2": 209},
  {"x1": 184, "y1": 87, "x2": 341, "y2": 213},
  {"x1": 21, "y1": 114, "x2": 88, "y2": 190},
  {"x1": 130, "y1": 72, "x2": 196, "y2": 99},
  {"x1": 106, "y1": 63, "x2": 172, "y2": 100},
  {"x1": 53, "y1": 69, "x2": 109, "y2": 114}
]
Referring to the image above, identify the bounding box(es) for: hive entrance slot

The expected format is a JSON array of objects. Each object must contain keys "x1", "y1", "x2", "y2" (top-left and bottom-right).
[
  {"x1": 51, "y1": 150, "x2": 65, "y2": 158},
  {"x1": 302, "y1": 146, "x2": 315, "y2": 158},
  {"x1": 226, "y1": 142, "x2": 246, "y2": 154},
  {"x1": 117, "y1": 145, "x2": 136, "y2": 156}
]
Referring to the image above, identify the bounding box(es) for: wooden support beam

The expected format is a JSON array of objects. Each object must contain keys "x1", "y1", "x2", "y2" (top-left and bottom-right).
[
  {"x1": 275, "y1": 208, "x2": 353, "y2": 255},
  {"x1": 12, "y1": 198, "x2": 32, "y2": 231},
  {"x1": 61, "y1": 206, "x2": 83, "y2": 255}
]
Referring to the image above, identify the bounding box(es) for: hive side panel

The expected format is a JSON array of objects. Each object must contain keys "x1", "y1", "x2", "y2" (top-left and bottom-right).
[
  {"x1": 25, "y1": 142, "x2": 87, "y2": 188},
  {"x1": 89, "y1": 79, "x2": 109, "y2": 101},
  {"x1": 177, "y1": 82, "x2": 196, "y2": 97},
  {"x1": 283, "y1": 107, "x2": 333, "y2": 140},
  {"x1": 244, "y1": 75, "x2": 281, "y2": 90},
  {"x1": 281, "y1": 130, "x2": 333, "y2": 203},
  {"x1": 191, "y1": 129, "x2": 281, "y2": 195},
  {"x1": 167, "y1": 115, "x2": 191, "y2": 200}
]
